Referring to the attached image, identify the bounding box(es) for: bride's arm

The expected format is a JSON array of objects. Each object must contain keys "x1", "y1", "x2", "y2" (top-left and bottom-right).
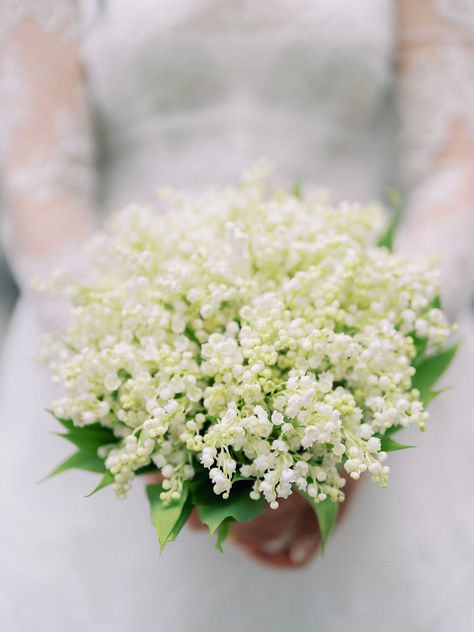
[
  {"x1": 395, "y1": 0, "x2": 474, "y2": 315},
  {"x1": 0, "y1": 1, "x2": 95, "y2": 288}
]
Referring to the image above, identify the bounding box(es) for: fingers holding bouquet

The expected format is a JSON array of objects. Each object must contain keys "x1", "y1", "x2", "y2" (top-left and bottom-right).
[{"x1": 186, "y1": 474, "x2": 357, "y2": 568}]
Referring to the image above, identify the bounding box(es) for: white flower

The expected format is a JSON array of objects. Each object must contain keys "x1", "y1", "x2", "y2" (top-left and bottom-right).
[{"x1": 41, "y1": 165, "x2": 453, "y2": 503}]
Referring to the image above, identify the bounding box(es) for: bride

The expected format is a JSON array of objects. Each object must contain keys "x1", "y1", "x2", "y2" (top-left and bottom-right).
[{"x1": 1, "y1": 1, "x2": 473, "y2": 630}]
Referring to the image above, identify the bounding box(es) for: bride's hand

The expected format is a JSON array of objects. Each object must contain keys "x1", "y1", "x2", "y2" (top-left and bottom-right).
[{"x1": 188, "y1": 477, "x2": 357, "y2": 569}]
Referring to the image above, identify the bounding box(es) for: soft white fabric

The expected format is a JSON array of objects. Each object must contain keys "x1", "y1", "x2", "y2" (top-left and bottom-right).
[
  {"x1": 0, "y1": 1, "x2": 474, "y2": 630},
  {"x1": 82, "y1": 0, "x2": 397, "y2": 209}
]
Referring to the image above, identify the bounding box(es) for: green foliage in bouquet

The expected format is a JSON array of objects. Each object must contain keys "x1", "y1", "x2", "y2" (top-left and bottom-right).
[{"x1": 41, "y1": 165, "x2": 458, "y2": 554}]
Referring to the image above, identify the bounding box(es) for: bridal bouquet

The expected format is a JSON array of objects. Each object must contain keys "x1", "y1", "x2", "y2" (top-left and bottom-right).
[{"x1": 41, "y1": 164, "x2": 457, "y2": 551}]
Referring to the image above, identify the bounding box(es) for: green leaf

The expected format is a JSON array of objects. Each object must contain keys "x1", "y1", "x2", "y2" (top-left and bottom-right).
[
  {"x1": 292, "y1": 179, "x2": 303, "y2": 199},
  {"x1": 55, "y1": 429, "x2": 117, "y2": 454},
  {"x1": 184, "y1": 325, "x2": 200, "y2": 345},
  {"x1": 53, "y1": 417, "x2": 119, "y2": 454},
  {"x1": 164, "y1": 495, "x2": 194, "y2": 547},
  {"x1": 55, "y1": 417, "x2": 76, "y2": 431},
  {"x1": 412, "y1": 335, "x2": 428, "y2": 367},
  {"x1": 192, "y1": 479, "x2": 265, "y2": 535},
  {"x1": 303, "y1": 494, "x2": 339, "y2": 550},
  {"x1": 378, "y1": 188, "x2": 403, "y2": 251},
  {"x1": 421, "y1": 387, "x2": 450, "y2": 406},
  {"x1": 85, "y1": 470, "x2": 115, "y2": 497},
  {"x1": 146, "y1": 483, "x2": 192, "y2": 551},
  {"x1": 379, "y1": 435, "x2": 414, "y2": 452},
  {"x1": 135, "y1": 463, "x2": 158, "y2": 476},
  {"x1": 42, "y1": 451, "x2": 106, "y2": 481},
  {"x1": 215, "y1": 517, "x2": 234, "y2": 553},
  {"x1": 384, "y1": 424, "x2": 402, "y2": 436},
  {"x1": 232, "y1": 473, "x2": 253, "y2": 483},
  {"x1": 412, "y1": 344, "x2": 459, "y2": 400}
]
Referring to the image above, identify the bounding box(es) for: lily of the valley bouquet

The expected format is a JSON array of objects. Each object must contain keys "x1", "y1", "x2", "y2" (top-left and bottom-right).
[{"x1": 41, "y1": 165, "x2": 457, "y2": 552}]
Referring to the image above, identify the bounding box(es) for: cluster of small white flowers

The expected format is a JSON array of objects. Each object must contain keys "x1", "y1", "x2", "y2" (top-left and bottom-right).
[{"x1": 43, "y1": 164, "x2": 451, "y2": 506}]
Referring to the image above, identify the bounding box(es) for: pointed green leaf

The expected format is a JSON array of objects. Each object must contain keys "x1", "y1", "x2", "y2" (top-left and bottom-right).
[
  {"x1": 55, "y1": 417, "x2": 76, "y2": 431},
  {"x1": 85, "y1": 470, "x2": 115, "y2": 497},
  {"x1": 146, "y1": 483, "x2": 191, "y2": 551},
  {"x1": 135, "y1": 463, "x2": 157, "y2": 476},
  {"x1": 192, "y1": 479, "x2": 265, "y2": 535},
  {"x1": 378, "y1": 188, "x2": 403, "y2": 251},
  {"x1": 215, "y1": 517, "x2": 234, "y2": 553},
  {"x1": 412, "y1": 344, "x2": 459, "y2": 398},
  {"x1": 55, "y1": 430, "x2": 117, "y2": 454},
  {"x1": 292, "y1": 179, "x2": 303, "y2": 199},
  {"x1": 421, "y1": 387, "x2": 450, "y2": 406},
  {"x1": 54, "y1": 420, "x2": 118, "y2": 454},
  {"x1": 385, "y1": 424, "x2": 402, "y2": 436},
  {"x1": 43, "y1": 451, "x2": 106, "y2": 481},
  {"x1": 380, "y1": 435, "x2": 414, "y2": 452},
  {"x1": 303, "y1": 494, "x2": 339, "y2": 550},
  {"x1": 412, "y1": 335, "x2": 428, "y2": 367},
  {"x1": 163, "y1": 495, "x2": 194, "y2": 547}
]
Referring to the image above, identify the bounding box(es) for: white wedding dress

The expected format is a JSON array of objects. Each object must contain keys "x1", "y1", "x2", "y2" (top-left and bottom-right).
[{"x1": 1, "y1": 2, "x2": 473, "y2": 631}]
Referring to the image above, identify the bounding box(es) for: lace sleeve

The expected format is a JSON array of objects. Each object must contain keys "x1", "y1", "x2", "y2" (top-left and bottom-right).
[
  {"x1": 396, "y1": 0, "x2": 474, "y2": 315},
  {"x1": 0, "y1": 0, "x2": 95, "y2": 289}
]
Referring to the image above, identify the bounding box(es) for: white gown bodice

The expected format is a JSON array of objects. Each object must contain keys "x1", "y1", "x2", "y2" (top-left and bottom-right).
[{"x1": 81, "y1": 0, "x2": 396, "y2": 208}]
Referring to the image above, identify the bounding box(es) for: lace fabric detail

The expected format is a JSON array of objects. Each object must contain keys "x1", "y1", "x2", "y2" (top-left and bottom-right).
[
  {"x1": 0, "y1": 0, "x2": 93, "y2": 291},
  {"x1": 398, "y1": 1, "x2": 474, "y2": 186},
  {"x1": 0, "y1": 0, "x2": 78, "y2": 40},
  {"x1": 0, "y1": 54, "x2": 93, "y2": 206},
  {"x1": 0, "y1": 88, "x2": 94, "y2": 206},
  {"x1": 0, "y1": 1, "x2": 88, "y2": 198}
]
